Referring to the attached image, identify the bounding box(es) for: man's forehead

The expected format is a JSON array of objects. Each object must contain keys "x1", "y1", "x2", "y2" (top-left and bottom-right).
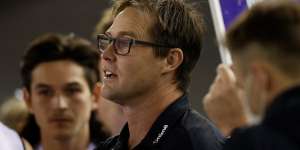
[
  {"x1": 106, "y1": 30, "x2": 138, "y2": 39},
  {"x1": 32, "y1": 81, "x2": 83, "y2": 89},
  {"x1": 107, "y1": 7, "x2": 152, "y2": 39},
  {"x1": 30, "y1": 62, "x2": 90, "y2": 90}
]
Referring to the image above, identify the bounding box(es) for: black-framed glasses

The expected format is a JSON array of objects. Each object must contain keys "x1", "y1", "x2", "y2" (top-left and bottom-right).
[{"x1": 97, "y1": 34, "x2": 173, "y2": 55}]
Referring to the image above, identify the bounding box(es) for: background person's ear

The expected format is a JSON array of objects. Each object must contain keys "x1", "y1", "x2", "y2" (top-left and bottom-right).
[
  {"x1": 162, "y1": 48, "x2": 184, "y2": 74},
  {"x1": 22, "y1": 87, "x2": 33, "y2": 113},
  {"x1": 92, "y1": 82, "x2": 102, "y2": 110},
  {"x1": 248, "y1": 62, "x2": 272, "y2": 116},
  {"x1": 250, "y1": 62, "x2": 272, "y2": 94}
]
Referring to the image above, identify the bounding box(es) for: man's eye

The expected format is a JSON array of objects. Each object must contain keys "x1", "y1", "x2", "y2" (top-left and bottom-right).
[
  {"x1": 66, "y1": 87, "x2": 81, "y2": 95},
  {"x1": 38, "y1": 89, "x2": 53, "y2": 96},
  {"x1": 115, "y1": 38, "x2": 131, "y2": 53}
]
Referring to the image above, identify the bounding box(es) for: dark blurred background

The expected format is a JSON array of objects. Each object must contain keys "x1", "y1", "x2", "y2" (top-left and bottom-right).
[{"x1": 0, "y1": 0, "x2": 221, "y2": 113}]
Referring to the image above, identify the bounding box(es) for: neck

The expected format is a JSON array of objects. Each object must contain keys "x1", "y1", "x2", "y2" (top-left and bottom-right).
[
  {"x1": 123, "y1": 84, "x2": 183, "y2": 149},
  {"x1": 268, "y1": 74, "x2": 300, "y2": 106},
  {"x1": 41, "y1": 124, "x2": 90, "y2": 150}
]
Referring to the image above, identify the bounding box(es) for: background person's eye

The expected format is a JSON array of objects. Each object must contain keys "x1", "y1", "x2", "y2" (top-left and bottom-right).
[
  {"x1": 65, "y1": 87, "x2": 82, "y2": 95},
  {"x1": 37, "y1": 89, "x2": 54, "y2": 97}
]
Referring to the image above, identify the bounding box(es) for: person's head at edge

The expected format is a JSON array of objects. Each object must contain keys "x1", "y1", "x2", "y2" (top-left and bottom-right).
[
  {"x1": 0, "y1": 96, "x2": 29, "y2": 133},
  {"x1": 225, "y1": 0, "x2": 300, "y2": 122}
]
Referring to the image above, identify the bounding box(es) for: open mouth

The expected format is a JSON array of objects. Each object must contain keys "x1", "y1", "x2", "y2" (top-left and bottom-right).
[{"x1": 104, "y1": 70, "x2": 116, "y2": 79}]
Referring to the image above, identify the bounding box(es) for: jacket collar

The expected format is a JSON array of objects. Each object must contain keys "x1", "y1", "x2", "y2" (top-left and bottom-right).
[
  {"x1": 115, "y1": 94, "x2": 189, "y2": 149},
  {"x1": 263, "y1": 85, "x2": 300, "y2": 144}
]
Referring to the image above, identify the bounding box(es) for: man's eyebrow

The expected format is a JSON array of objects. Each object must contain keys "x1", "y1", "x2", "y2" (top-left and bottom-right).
[
  {"x1": 65, "y1": 82, "x2": 81, "y2": 87},
  {"x1": 34, "y1": 83, "x2": 50, "y2": 90},
  {"x1": 105, "y1": 31, "x2": 138, "y2": 39}
]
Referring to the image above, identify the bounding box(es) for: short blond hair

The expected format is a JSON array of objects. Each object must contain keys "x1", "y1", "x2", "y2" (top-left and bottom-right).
[
  {"x1": 225, "y1": 0, "x2": 300, "y2": 78},
  {"x1": 0, "y1": 97, "x2": 29, "y2": 133}
]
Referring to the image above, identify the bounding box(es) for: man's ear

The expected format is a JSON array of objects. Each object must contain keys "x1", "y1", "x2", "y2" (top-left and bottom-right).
[
  {"x1": 251, "y1": 62, "x2": 272, "y2": 92},
  {"x1": 162, "y1": 48, "x2": 184, "y2": 74},
  {"x1": 22, "y1": 87, "x2": 33, "y2": 113},
  {"x1": 92, "y1": 82, "x2": 102, "y2": 110},
  {"x1": 250, "y1": 61, "x2": 274, "y2": 104}
]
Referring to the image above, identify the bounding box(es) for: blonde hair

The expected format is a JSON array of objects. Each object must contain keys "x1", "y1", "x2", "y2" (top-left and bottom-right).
[{"x1": 0, "y1": 97, "x2": 29, "y2": 133}]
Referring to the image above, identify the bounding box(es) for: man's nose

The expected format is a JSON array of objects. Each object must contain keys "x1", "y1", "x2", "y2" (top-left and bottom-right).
[
  {"x1": 53, "y1": 94, "x2": 69, "y2": 109},
  {"x1": 101, "y1": 43, "x2": 116, "y2": 62}
]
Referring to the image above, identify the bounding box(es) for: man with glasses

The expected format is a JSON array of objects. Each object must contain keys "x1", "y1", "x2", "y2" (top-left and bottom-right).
[{"x1": 95, "y1": 0, "x2": 224, "y2": 150}]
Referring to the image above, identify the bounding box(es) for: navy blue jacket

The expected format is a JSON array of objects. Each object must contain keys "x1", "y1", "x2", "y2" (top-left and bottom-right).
[
  {"x1": 96, "y1": 94, "x2": 224, "y2": 150},
  {"x1": 224, "y1": 85, "x2": 300, "y2": 150}
]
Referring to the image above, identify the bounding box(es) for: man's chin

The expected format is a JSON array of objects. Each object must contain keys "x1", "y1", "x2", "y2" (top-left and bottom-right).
[
  {"x1": 52, "y1": 131, "x2": 74, "y2": 141},
  {"x1": 104, "y1": 96, "x2": 124, "y2": 105},
  {"x1": 101, "y1": 89, "x2": 132, "y2": 105},
  {"x1": 50, "y1": 121, "x2": 73, "y2": 129},
  {"x1": 101, "y1": 90, "x2": 119, "y2": 102}
]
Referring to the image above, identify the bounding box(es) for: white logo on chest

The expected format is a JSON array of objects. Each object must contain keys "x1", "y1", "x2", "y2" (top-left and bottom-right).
[{"x1": 153, "y1": 125, "x2": 169, "y2": 144}]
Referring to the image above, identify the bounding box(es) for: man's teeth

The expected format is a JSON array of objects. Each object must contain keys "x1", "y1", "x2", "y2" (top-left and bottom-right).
[{"x1": 105, "y1": 71, "x2": 113, "y2": 77}]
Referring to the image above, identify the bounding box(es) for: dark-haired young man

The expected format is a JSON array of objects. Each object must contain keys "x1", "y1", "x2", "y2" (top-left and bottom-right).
[{"x1": 21, "y1": 33, "x2": 109, "y2": 150}]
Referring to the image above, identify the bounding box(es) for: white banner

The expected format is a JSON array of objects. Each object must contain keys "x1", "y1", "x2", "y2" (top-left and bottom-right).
[{"x1": 209, "y1": 0, "x2": 264, "y2": 64}]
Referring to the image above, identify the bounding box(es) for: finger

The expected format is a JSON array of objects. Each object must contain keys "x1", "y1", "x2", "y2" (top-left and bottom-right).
[{"x1": 218, "y1": 64, "x2": 236, "y2": 85}]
